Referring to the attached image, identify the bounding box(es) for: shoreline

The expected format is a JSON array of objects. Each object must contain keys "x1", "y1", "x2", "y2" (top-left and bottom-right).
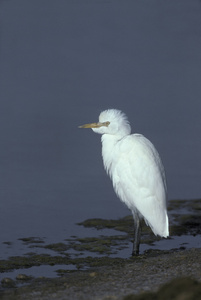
[
  {"x1": 1, "y1": 247, "x2": 201, "y2": 300},
  {"x1": 0, "y1": 198, "x2": 201, "y2": 299}
]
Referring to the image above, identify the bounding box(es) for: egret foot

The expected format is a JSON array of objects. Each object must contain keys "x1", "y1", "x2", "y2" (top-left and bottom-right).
[{"x1": 132, "y1": 249, "x2": 139, "y2": 256}]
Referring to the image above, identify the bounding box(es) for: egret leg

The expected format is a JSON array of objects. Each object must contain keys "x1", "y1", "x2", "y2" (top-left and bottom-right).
[{"x1": 132, "y1": 214, "x2": 141, "y2": 256}]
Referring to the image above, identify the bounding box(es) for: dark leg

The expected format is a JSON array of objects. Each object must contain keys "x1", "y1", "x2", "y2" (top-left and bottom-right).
[{"x1": 132, "y1": 214, "x2": 141, "y2": 256}]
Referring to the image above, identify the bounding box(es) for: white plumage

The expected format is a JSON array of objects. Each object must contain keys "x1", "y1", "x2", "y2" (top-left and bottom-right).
[{"x1": 79, "y1": 109, "x2": 169, "y2": 255}]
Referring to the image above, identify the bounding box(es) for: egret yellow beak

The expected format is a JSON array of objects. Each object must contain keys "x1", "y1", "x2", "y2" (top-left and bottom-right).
[{"x1": 79, "y1": 121, "x2": 110, "y2": 128}]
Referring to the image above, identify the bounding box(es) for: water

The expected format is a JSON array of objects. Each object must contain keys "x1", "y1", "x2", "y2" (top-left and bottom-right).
[{"x1": 0, "y1": 0, "x2": 201, "y2": 273}]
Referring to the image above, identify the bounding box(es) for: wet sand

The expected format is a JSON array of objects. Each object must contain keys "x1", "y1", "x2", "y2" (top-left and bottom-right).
[{"x1": 0, "y1": 247, "x2": 201, "y2": 300}]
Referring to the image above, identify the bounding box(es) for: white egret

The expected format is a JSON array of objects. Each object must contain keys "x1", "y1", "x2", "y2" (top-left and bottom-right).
[{"x1": 79, "y1": 109, "x2": 169, "y2": 255}]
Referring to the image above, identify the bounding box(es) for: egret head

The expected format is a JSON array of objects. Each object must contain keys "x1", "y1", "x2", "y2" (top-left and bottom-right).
[{"x1": 79, "y1": 109, "x2": 131, "y2": 137}]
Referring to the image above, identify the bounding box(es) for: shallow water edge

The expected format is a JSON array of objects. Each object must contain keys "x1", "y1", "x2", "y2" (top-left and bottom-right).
[{"x1": 0, "y1": 199, "x2": 201, "y2": 299}]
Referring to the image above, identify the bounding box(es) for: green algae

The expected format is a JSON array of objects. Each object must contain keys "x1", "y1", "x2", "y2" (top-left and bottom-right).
[
  {"x1": 77, "y1": 215, "x2": 134, "y2": 233},
  {"x1": 77, "y1": 215, "x2": 152, "y2": 236},
  {"x1": 2, "y1": 241, "x2": 12, "y2": 246},
  {"x1": 0, "y1": 254, "x2": 65, "y2": 273},
  {"x1": 18, "y1": 237, "x2": 44, "y2": 244},
  {"x1": 167, "y1": 199, "x2": 187, "y2": 210},
  {"x1": 56, "y1": 256, "x2": 130, "y2": 275},
  {"x1": 44, "y1": 243, "x2": 69, "y2": 254},
  {"x1": 71, "y1": 235, "x2": 128, "y2": 255},
  {"x1": 168, "y1": 199, "x2": 201, "y2": 214}
]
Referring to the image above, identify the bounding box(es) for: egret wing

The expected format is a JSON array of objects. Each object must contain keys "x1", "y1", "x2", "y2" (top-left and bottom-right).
[{"x1": 111, "y1": 134, "x2": 169, "y2": 237}]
